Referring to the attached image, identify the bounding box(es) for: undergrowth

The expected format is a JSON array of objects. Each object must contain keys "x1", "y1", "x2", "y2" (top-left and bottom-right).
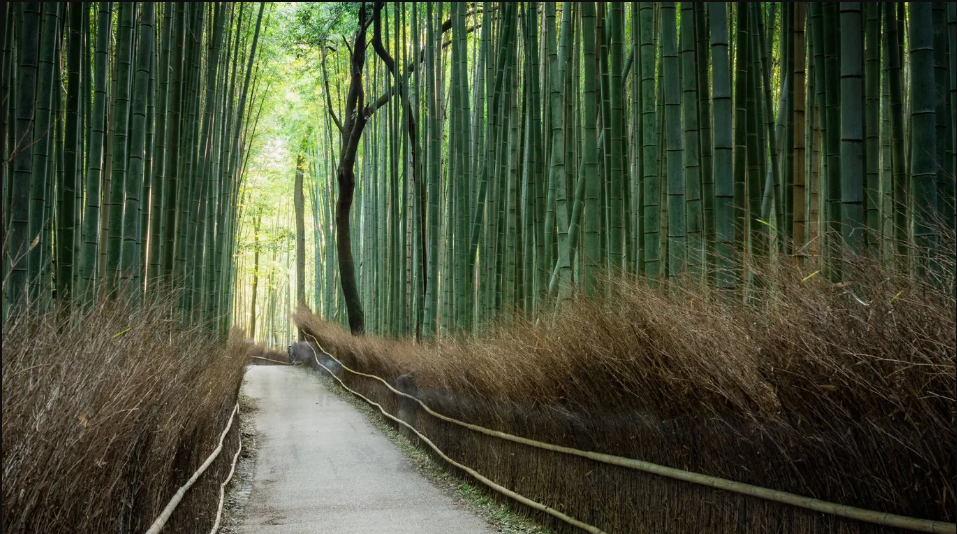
[
  {"x1": 2, "y1": 295, "x2": 249, "y2": 533},
  {"x1": 247, "y1": 342, "x2": 288, "y2": 364},
  {"x1": 296, "y1": 236, "x2": 955, "y2": 532}
]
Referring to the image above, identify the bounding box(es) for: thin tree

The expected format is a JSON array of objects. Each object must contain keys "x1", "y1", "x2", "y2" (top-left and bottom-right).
[
  {"x1": 294, "y1": 151, "x2": 307, "y2": 340},
  {"x1": 909, "y1": 2, "x2": 938, "y2": 269},
  {"x1": 106, "y1": 2, "x2": 135, "y2": 289},
  {"x1": 80, "y1": 2, "x2": 112, "y2": 301},
  {"x1": 711, "y1": 2, "x2": 736, "y2": 291},
  {"x1": 7, "y1": 3, "x2": 41, "y2": 313},
  {"x1": 662, "y1": 2, "x2": 685, "y2": 279},
  {"x1": 121, "y1": 2, "x2": 156, "y2": 293},
  {"x1": 839, "y1": 2, "x2": 864, "y2": 255},
  {"x1": 28, "y1": 3, "x2": 60, "y2": 303}
]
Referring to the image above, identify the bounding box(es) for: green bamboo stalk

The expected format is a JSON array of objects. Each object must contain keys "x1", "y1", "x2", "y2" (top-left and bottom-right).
[
  {"x1": 29, "y1": 4, "x2": 60, "y2": 303},
  {"x1": 822, "y1": 2, "x2": 842, "y2": 275},
  {"x1": 639, "y1": 2, "x2": 659, "y2": 280},
  {"x1": 505, "y1": 41, "x2": 522, "y2": 309},
  {"x1": 58, "y1": 2, "x2": 81, "y2": 301},
  {"x1": 49, "y1": 30, "x2": 62, "y2": 306},
  {"x1": 121, "y1": 1, "x2": 155, "y2": 294},
  {"x1": 523, "y1": 1, "x2": 542, "y2": 313},
  {"x1": 662, "y1": 2, "x2": 685, "y2": 280},
  {"x1": 207, "y1": 4, "x2": 234, "y2": 321},
  {"x1": 180, "y1": 5, "x2": 206, "y2": 312},
  {"x1": 188, "y1": 2, "x2": 224, "y2": 312},
  {"x1": 746, "y1": 5, "x2": 767, "y2": 270},
  {"x1": 2, "y1": 9, "x2": 15, "y2": 272},
  {"x1": 452, "y1": 1, "x2": 471, "y2": 331},
  {"x1": 492, "y1": 27, "x2": 515, "y2": 312},
  {"x1": 863, "y1": 3, "x2": 881, "y2": 253},
  {"x1": 468, "y1": 3, "x2": 516, "y2": 314},
  {"x1": 106, "y1": 2, "x2": 134, "y2": 290},
  {"x1": 793, "y1": 3, "x2": 808, "y2": 256},
  {"x1": 598, "y1": 6, "x2": 612, "y2": 274},
  {"x1": 694, "y1": 3, "x2": 714, "y2": 275},
  {"x1": 711, "y1": 2, "x2": 735, "y2": 292},
  {"x1": 881, "y1": 20, "x2": 893, "y2": 261},
  {"x1": 162, "y1": 3, "x2": 186, "y2": 286},
  {"x1": 658, "y1": 7, "x2": 669, "y2": 279},
  {"x1": 295, "y1": 152, "x2": 306, "y2": 315},
  {"x1": 909, "y1": 2, "x2": 939, "y2": 269},
  {"x1": 680, "y1": 2, "x2": 702, "y2": 279},
  {"x1": 884, "y1": 4, "x2": 908, "y2": 266},
  {"x1": 631, "y1": 2, "x2": 642, "y2": 276},
  {"x1": 609, "y1": 3, "x2": 626, "y2": 273},
  {"x1": 567, "y1": 4, "x2": 581, "y2": 277},
  {"x1": 80, "y1": 2, "x2": 111, "y2": 302},
  {"x1": 950, "y1": 3, "x2": 957, "y2": 211},
  {"x1": 810, "y1": 2, "x2": 827, "y2": 265},
  {"x1": 7, "y1": 3, "x2": 41, "y2": 313},
  {"x1": 550, "y1": 3, "x2": 571, "y2": 298},
  {"x1": 782, "y1": 4, "x2": 795, "y2": 248},
  {"x1": 582, "y1": 2, "x2": 600, "y2": 295},
  {"x1": 423, "y1": 1, "x2": 440, "y2": 336},
  {"x1": 141, "y1": 23, "x2": 156, "y2": 284},
  {"x1": 148, "y1": 2, "x2": 171, "y2": 288},
  {"x1": 732, "y1": 4, "x2": 749, "y2": 275},
  {"x1": 839, "y1": 2, "x2": 865, "y2": 256},
  {"x1": 933, "y1": 3, "x2": 954, "y2": 229}
]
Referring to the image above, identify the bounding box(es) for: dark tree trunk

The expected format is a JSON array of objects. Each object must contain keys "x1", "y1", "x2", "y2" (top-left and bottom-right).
[
  {"x1": 336, "y1": 158, "x2": 364, "y2": 334},
  {"x1": 327, "y1": 2, "x2": 441, "y2": 335},
  {"x1": 331, "y1": 5, "x2": 371, "y2": 335}
]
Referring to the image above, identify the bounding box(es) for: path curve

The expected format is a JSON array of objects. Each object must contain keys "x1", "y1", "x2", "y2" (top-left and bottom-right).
[{"x1": 236, "y1": 366, "x2": 493, "y2": 534}]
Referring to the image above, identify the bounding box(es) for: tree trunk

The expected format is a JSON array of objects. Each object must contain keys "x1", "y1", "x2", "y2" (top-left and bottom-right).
[
  {"x1": 711, "y1": 2, "x2": 736, "y2": 292},
  {"x1": 106, "y1": 2, "x2": 134, "y2": 289},
  {"x1": 7, "y1": 3, "x2": 41, "y2": 313},
  {"x1": 639, "y1": 2, "x2": 659, "y2": 280},
  {"x1": 662, "y1": 2, "x2": 685, "y2": 280},
  {"x1": 581, "y1": 2, "x2": 600, "y2": 295},
  {"x1": 839, "y1": 2, "x2": 864, "y2": 256},
  {"x1": 121, "y1": 1, "x2": 155, "y2": 294},
  {"x1": 680, "y1": 2, "x2": 701, "y2": 279},
  {"x1": 909, "y1": 2, "x2": 938, "y2": 269},
  {"x1": 294, "y1": 151, "x2": 307, "y2": 339},
  {"x1": 80, "y1": 2, "x2": 111, "y2": 302},
  {"x1": 29, "y1": 3, "x2": 60, "y2": 303}
]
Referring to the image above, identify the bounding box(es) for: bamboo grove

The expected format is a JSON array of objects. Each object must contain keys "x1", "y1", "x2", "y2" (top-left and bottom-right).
[
  {"x1": 2, "y1": 2, "x2": 267, "y2": 331},
  {"x1": 269, "y1": 2, "x2": 955, "y2": 339}
]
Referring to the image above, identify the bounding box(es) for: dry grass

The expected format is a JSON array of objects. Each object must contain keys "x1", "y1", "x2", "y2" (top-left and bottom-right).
[
  {"x1": 296, "y1": 239, "x2": 955, "y2": 533},
  {"x1": 2, "y1": 295, "x2": 249, "y2": 533},
  {"x1": 247, "y1": 342, "x2": 288, "y2": 365}
]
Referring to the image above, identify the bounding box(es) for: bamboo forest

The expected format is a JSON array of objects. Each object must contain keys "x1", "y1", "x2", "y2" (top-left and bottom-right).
[{"x1": 2, "y1": 3, "x2": 955, "y2": 534}]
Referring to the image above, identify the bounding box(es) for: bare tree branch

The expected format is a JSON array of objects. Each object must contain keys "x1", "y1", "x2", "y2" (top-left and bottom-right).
[{"x1": 320, "y1": 47, "x2": 343, "y2": 133}]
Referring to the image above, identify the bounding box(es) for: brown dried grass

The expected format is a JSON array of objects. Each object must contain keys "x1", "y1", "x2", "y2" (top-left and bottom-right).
[
  {"x1": 247, "y1": 342, "x2": 288, "y2": 364},
  {"x1": 2, "y1": 295, "x2": 249, "y2": 533},
  {"x1": 296, "y1": 241, "x2": 955, "y2": 533}
]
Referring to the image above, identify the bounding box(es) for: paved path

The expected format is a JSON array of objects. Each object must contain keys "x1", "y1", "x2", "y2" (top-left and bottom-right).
[{"x1": 237, "y1": 366, "x2": 493, "y2": 534}]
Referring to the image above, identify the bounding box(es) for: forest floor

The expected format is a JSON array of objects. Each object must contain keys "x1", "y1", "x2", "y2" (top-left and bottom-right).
[{"x1": 227, "y1": 365, "x2": 497, "y2": 534}]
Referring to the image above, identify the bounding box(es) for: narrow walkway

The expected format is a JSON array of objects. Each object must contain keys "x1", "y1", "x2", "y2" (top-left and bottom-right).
[{"x1": 237, "y1": 366, "x2": 493, "y2": 534}]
